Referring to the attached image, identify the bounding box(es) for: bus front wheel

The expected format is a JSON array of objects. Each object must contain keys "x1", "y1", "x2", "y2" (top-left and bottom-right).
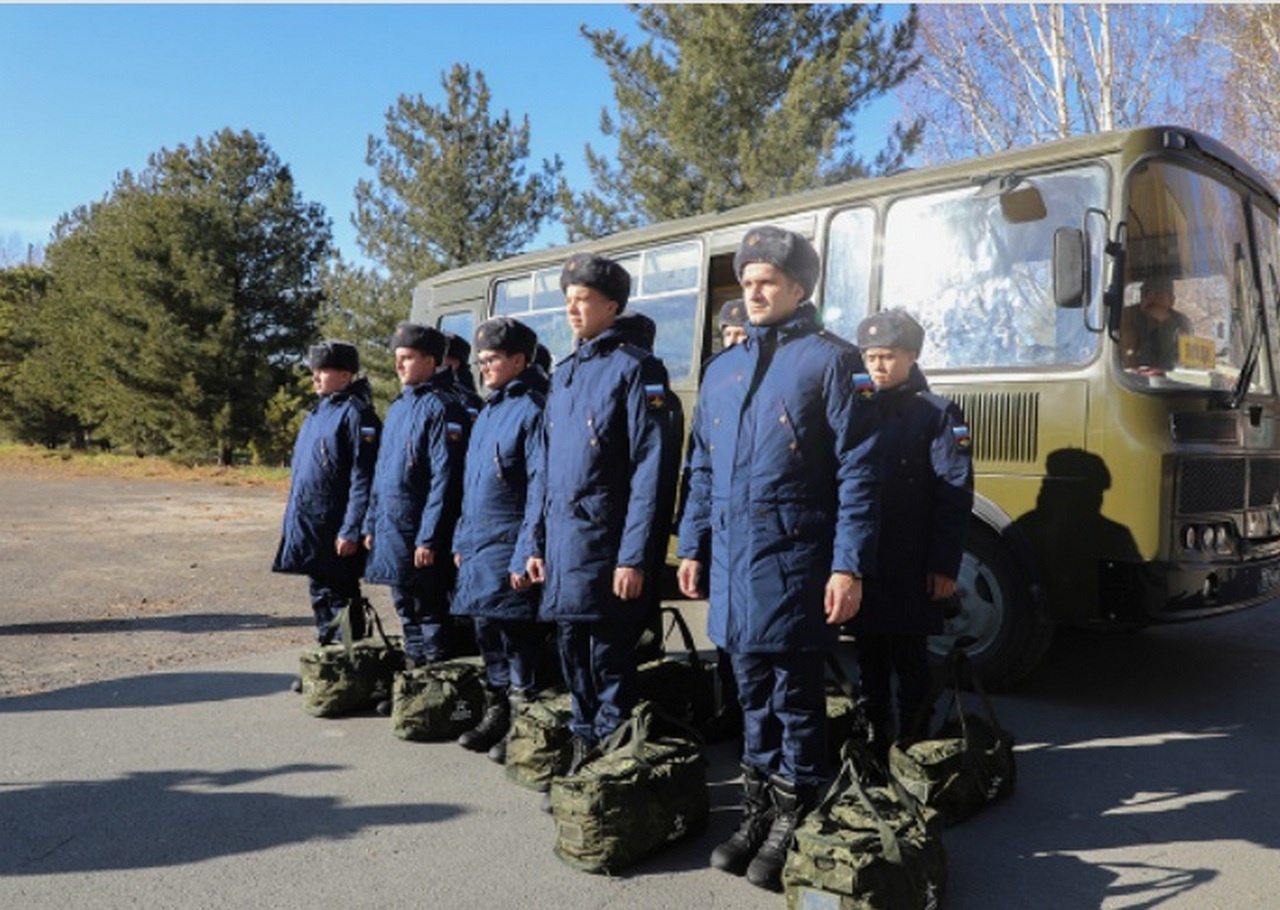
[{"x1": 928, "y1": 527, "x2": 1053, "y2": 690}]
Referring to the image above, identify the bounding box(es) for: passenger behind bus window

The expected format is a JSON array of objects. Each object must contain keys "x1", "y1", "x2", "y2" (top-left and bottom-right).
[
  {"x1": 718, "y1": 298, "x2": 748, "y2": 349},
  {"x1": 1120, "y1": 275, "x2": 1192, "y2": 373}
]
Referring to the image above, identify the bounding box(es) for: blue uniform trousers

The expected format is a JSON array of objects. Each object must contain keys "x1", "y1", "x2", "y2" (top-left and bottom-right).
[
  {"x1": 391, "y1": 576, "x2": 453, "y2": 664},
  {"x1": 307, "y1": 575, "x2": 363, "y2": 643},
  {"x1": 473, "y1": 616, "x2": 547, "y2": 696},
  {"x1": 732, "y1": 650, "x2": 828, "y2": 789},
  {"x1": 557, "y1": 620, "x2": 642, "y2": 746},
  {"x1": 854, "y1": 633, "x2": 932, "y2": 741}
]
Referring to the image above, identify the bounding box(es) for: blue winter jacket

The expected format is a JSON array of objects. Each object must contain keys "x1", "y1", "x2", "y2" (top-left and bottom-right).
[
  {"x1": 677, "y1": 303, "x2": 880, "y2": 653},
  {"x1": 363, "y1": 372, "x2": 469, "y2": 588},
  {"x1": 451, "y1": 368, "x2": 547, "y2": 620},
  {"x1": 273, "y1": 378, "x2": 380, "y2": 581},
  {"x1": 849, "y1": 366, "x2": 973, "y2": 636},
  {"x1": 529, "y1": 323, "x2": 673, "y2": 623}
]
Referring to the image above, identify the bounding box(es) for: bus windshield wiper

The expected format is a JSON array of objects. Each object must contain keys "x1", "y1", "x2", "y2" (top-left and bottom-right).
[{"x1": 1228, "y1": 267, "x2": 1270, "y2": 410}]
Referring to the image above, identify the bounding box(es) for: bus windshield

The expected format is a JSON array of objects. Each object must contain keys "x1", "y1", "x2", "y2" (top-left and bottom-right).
[
  {"x1": 1120, "y1": 160, "x2": 1271, "y2": 395},
  {"x1": 879, "y1": 164, "x2": 1107, "y2": 371}
]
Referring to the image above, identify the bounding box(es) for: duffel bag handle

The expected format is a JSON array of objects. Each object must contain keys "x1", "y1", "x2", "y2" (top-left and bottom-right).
[
  {"x1": 903, "y1": 638, "x2": 1003, "y2": 743},
  {"x1": 658, "y1": 606, "x2": 701, "y2": 669},
  {"x1": 598, "y1": 700, "x2": 704, "y2": 765},
  {"x1": 821, "y1": 753, "x2": 917, "y2": 868},
  {"x1": 332, "y1": 598, "x2": 394, "y2": 663}
]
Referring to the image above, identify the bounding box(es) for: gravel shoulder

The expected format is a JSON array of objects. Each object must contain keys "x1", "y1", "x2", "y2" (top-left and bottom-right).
[{"x1": 0, "y1": 468, "x2": 340, "y2": 697}]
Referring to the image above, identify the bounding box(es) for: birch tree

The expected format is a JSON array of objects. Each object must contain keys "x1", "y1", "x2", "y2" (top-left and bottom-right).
[
  {"x1": 1192, "y1": 5, "x2": 1280, "y2": 183},
  {"x1": 901, "y1": 4, "x2": 1190, "y2": 162}
]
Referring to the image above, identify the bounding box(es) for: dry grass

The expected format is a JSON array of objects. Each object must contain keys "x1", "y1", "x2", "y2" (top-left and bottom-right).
[{"x1": 0, "y1": 443, "x2": 290, "y2": 488}]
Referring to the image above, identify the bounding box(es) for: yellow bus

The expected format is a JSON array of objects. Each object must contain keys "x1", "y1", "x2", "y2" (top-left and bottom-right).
[{"x1": 411, "y1": 125, "x2": 1280, "y2": 687}]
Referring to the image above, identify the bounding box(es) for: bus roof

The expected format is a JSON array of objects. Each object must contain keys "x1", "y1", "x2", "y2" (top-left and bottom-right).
[{"x1": 416, "y1": 125, "x2": 1278, "y2": 296}]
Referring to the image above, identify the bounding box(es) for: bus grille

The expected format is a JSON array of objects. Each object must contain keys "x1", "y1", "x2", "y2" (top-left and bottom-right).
[
  {"x1": 949, "y1": 392, "x2": 1039, "y2": 464},
  {"x1": 1176, "y1": 456, "x2": 1280, "y2": 513}
]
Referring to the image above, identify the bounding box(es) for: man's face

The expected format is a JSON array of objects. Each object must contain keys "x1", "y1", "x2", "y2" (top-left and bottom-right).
[
  {"x1": 863, "y1": 346, "x2": 917, "y2": 390},
  {"x1": 720, "y1": 325, "x2": 748, "y2": 348},
  {"x1": 394, "y1": 347, "x2": 436, "y2": 386},
  {"x1": 564, "y1": 284, "x2": 618, "y2": 341},
  {"x1": 1141, "y1": 286, "x2": 1175, "y2": 322},
  {"x1": 311, "y1": 368, "x2": 353, "y2": 397},
  {"x1": 477, "y1": 349, "x2": 526, "y2": 390},
  {"x1": 740, "y1": 262, "x2": 805, "y2": 326}
]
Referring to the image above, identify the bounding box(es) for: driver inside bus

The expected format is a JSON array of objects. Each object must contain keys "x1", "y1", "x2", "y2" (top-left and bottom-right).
[{"x1": 1120, "y1": 275, "x2": 1192, "y2": 373}]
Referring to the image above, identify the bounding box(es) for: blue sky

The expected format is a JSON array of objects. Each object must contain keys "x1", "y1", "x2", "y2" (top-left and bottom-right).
[{"x1": 0, "y1": 3, "x2": 643, "y2": 263}]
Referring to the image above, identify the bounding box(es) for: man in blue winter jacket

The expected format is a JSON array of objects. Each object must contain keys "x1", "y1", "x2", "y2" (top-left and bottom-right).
[
  {"x1": 273, "y1": 340, "x2": 380, "y2": 644},
  {"x1": 525, "y1": 253, "x2": 675, "y2": 772},
  {"x1": 451, "y1": 316, "x2": 549, "y2": 762},
  {"x1": 677, "y1": 226, "x2": 880, "y2": 892},
  {"x1": 363, "y1": 322, "x2": 470, "y2": 667},
  {"x1": 852, "y1": 309, "x2": 973, "y2": 762}
]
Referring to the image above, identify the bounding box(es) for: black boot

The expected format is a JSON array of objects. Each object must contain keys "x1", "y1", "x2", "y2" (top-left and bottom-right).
[
  {"x1": 566, "y1": 734, "x2": 598, "y2": 775},
  {"x1": 542, "y1": 735, "x2": 598, "y2": 813},
  {"x1": 710, "y1": 765, "x2": 774, "y2": 876},
  {"x1": 488, "y1": 691, "x2": 529, "y2": 764},
  {"x1": 457, "y1": 688, "x2": 511, "y2": 752},
  {"x1": 745, "y1": 775, "x2": 812, "y2": 892}
]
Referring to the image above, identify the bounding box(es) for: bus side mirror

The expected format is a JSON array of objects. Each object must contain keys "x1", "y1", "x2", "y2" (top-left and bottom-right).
[{"x1": 1053, "y1": 227, "x2": 1088, "y2": 309}]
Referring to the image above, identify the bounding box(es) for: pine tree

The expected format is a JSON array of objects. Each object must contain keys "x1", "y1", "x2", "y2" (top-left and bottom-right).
[
  {"x1": 353, "y1": 63, "x2": 562, "y2": 290},
  {"x1": 562, "y1": 4, "x2": 922, "y2": 238},
  {"x1": 26, "y1": 129, "x2": 331, "y2": 463}
]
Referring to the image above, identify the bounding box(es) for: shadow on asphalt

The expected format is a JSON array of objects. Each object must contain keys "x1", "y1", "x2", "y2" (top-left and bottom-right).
[
  {"x1": 940, "y1": 616, "x2": 1280, "y2": 909},
  {"x1": 0, "y1": 612, "x2": 311, "y2": 637},
  {"x1": 1, "y1": 763, "x2": 463, "y2": 875},
  {"x1": 0, "y1": 670, "x2": 296, "y2": 714}
]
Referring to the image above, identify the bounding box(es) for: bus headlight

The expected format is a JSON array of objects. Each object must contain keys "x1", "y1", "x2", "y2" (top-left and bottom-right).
[
  {"x1": 1200, "y1": 526, "x2": 1217, "y2": 550},
  {"x1": 1213, "y1": 525, "x2": 1229, "y2": 551}
]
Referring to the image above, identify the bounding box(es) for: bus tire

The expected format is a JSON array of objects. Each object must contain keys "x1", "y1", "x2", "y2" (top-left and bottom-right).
[{"x1": 927, "y1": 526, "x2": 1053, "y2": 690}]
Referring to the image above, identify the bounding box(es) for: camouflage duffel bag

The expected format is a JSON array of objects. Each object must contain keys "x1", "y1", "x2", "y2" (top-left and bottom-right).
[
  {"x1": 783, "y1": 755, "x2": 947, "y2": 910},
  {"x1": 299, "y1": 601, "x2": 402, "y2": 718},
  {"x1": 636, "y1": 608, "x2": 719, "y2": 736},
  {"x1": 390, "y1": 656, "x2": 486, "y2": 742},
  {"x1": 505, "y1": 689, "x2": 574, "y2": 791},
  {"x1": 825, "y1": 652, "x2": 871, "y2": 766},
  {"x1": 550, "y1": 701, "x2": 708, "y2": 874},
  {"x1": 890, "y1": 646, "x2": 1015, "y2": 827}
]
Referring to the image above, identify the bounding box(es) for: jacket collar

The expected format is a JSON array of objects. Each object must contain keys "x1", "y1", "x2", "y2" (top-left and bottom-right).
[
  {"x1": 485, "y1": 366, "x2": 546, "y2": 404},
  {"x1": 574, "y1": 324, "x2": 626, "y2": 360},
  {"x1": 744, "y1": 301, "x2": 820, "y2": 349},
  {"x1": 875, "y1": 363, "x2": 930, "y2": 399}
]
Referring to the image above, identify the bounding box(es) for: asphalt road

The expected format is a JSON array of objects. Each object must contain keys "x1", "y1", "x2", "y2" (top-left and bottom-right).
[
  {"x1": 2, "y1": 471, "x2": 1278, "y2": 907},
  {"x1": 4, "y1": 605, "x2": 1279, "y2": 908}
]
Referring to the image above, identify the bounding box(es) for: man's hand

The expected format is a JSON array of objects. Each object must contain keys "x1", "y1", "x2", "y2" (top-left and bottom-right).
[
  {"x1": 926, "y1": 573, "x2": 956, "y2": 601},
  {"x1": 413, "y1": 546, "x2": 436, "y2": 569},
  {"x1": 613, "y1": 566, "x2": 644, "y2": 601},
  {"x1": 453, "y1": 552, "x2": 462, "y2": 569},
  {"x1": 510, "y1": 572, "x2": 532, "y2": 591},
  {"x1": 526, "y1": 556, "x2": 546, "y2": 584},
  {"x1": 335, "y1": 537, "x2": 358, "y2": 558},
  {"x1": 824, "y1": 572, "x2": 862, "y2": 625},
  {"x1": 677, "y1": 558, "x2": 704, "y2": 599}
]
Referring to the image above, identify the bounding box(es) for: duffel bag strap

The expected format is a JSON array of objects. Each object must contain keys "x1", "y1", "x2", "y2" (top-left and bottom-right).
[
  {"x1": 824, "y1": 755, "x2": 907, "y2": 868},
  {"x1": 659, "y1": 606, "x2": 702, "y2": 670}
]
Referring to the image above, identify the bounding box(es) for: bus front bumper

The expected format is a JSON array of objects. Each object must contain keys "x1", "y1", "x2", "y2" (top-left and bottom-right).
[{"x1": 1102, "y1": 555, "x2": 1280, "y2": 623}]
